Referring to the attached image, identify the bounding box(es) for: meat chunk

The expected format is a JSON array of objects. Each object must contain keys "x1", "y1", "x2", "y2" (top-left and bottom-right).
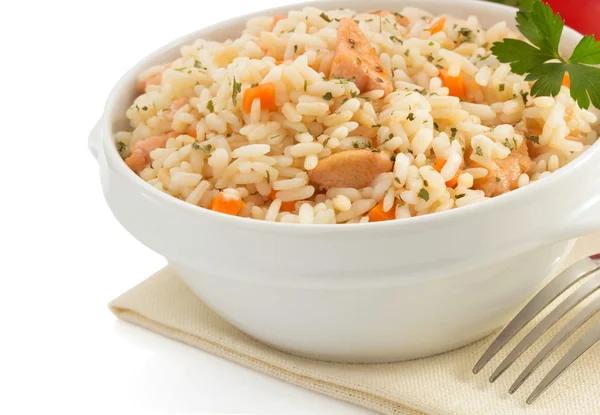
[
  {"x1": 124, "y1": 131, "x2": 179, "y2": 174},
  {"x1": 308, "y1": 149, "x2": 393, "y2": 190},
  {"x1": 330, "y1": 18, "x2": 393, "y2": 96},
  {"x1": 367, "y1": 10, "x2": 410, "y2": 26},
  {"x1": 473, "y1": 144, "x2": 532, "y2": 197}
]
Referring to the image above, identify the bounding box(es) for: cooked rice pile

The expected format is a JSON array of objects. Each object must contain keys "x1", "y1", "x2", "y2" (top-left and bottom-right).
[{"x1": 115, "y1": 7, "x2": 599, "y2": 224}]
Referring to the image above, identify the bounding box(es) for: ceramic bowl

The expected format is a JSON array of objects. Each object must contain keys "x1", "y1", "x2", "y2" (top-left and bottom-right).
[{"x1": 90, "y1": 0, "x2": 600, "y2": 363}]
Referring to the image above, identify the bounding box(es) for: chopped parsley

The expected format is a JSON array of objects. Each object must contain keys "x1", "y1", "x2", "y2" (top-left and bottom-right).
[
  {"x1": 371, "y1": 124, "x2": 381, "y2": 128},
  {"x1": 434, "y1": 122, "x2": 440, "y2": 131},
  {"x1": 450, "y1": 127, "x2": 458, "y2": 139},
  {"x1": 194, "y1": 60, "x2": 206, "y2": 70},
  {"x1": 377, "y1": 77, "x2": 384, "y2": 83},
  {"x1": 266, "y1": 170, "x2": 271, "y2": 184},
  {"x1": 294, "y1": 45, "x2": 298, "y2": 53},
  {"x1": 455, "y1": 193, "x2": 466, "y2": 199},
  {"x1": 232, "y1": 77, "x2": 242, "y2": 106},
  {"x1": 173, "y1": 67, "x2": 187, "y2": 72},
  {"x1": 193, "y1": 142, "x2": 212, "y2": 153},
  {"x1": 520, "y1": 90, "x2": 530, "y2": 104},
  {"x1": 395, "y1": 177, "x2": 401, "y2": 184},
  {"x1": 428, "y1": 41, "x2": 435, "y2": 46},
  {"x1": 207, "y1": 100, "x2": 214, "y2": 113},
  {"x1": 407, "y1": 112, "x2": 415, "y2": 121},
  {"x1": 304, "y1": 80, "x2": 308, "y2": 91},
  {"x1": 418, "y1": 188, "x2": 430, "y2": 201},
  {"x1": 323, "y1": 137, "x2": 331, "y2": 146},
  {"x1": 323, "y1": 92, "x2": 333, "y2": 101},
  {"x1": 117, "y1": 141, "x2": 127, "y2": 153},
  {"x1": 475, "y1": 146, "x2": 484, "y2": 156},
  {"x1": 495, "y1": 176, "x2": 501, "y2": 182},
  {"x1": 499, "y1": 84, "x2": 506, "y2": 92},
  {"x1": 319, "y1": 12, "x2": 332, "y2": 22},
  {"x1": 525, "y1": 134, "x2": 540, "y2": 144},
  {"x1": 141, "y1": 106, "x2": 148, "y2": 111},
  {"x1": 458, "y1": 27, "x2": 473, "y2": 42},
  {"x1": 390, "y1": 35, "x2": 403, "y2": 44}
]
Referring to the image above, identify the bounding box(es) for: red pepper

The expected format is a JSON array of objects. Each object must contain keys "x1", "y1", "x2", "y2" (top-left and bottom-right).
[{"x1": 544, "y1": 0, "x2": 600, "y2": 37}]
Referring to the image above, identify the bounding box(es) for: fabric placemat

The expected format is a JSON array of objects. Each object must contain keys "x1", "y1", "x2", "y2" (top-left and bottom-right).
[{"x1": 110, "y1": 232, "x2": 600, "y2": 415}]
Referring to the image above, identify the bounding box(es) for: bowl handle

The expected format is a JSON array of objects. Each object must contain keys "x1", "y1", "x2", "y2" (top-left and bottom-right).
[
  {"x1": 88, "y1": 118, "x2": 103, "y2": 161},
  {"x1": 546, "y1": 193, "x2": 600, "y2": 243}
]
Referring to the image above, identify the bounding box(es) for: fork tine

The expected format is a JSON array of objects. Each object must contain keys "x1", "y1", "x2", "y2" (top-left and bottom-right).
[
  {"x1": 489, "y1": 271, "x2": 600, "y2": 382},
  {"x1": 510, "y1": 293, "x2": 600, "y2": 394},
  {"x1": 527, "y1": 319, "x2": 600, "y2": 404},
  {"x1": 473, "y1": 257, "x2": 600, "y2": 374}
]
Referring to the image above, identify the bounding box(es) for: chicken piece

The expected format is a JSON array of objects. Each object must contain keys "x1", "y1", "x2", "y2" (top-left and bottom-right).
[
  {"x1": 124, "y1": 131, "x2": 179, "y2": 174},
  {"x1": 473, "y1": 144, "x2": 532, "y2": 197},
  {"x1": 308, "y1": 149, "x2": 393, "y2": 190},
  {"x1": 367, "y1": 10, "x2": 410, "y2": 26},
  {"x1": 330, "y1": 18, "x2": 393, "y2": 96}
]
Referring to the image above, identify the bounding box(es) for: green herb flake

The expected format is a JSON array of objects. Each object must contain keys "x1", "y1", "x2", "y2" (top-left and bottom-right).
[
  {"x1": 407, "y1": 112, "x2": 415, "y2": 121},
  {"x1": 455, "y1": 193, "x2": 466, "y2": 199},
  {"x1": 495, "y1": 176, "x2": 501, "y2": 182},
  {"x1": 194, "y1": 60, "x2": 206, "y2": 70},
  {"x1": 266, "y1": 170, "x2": 271, "y2": 184},
  {"x1": 499, "y1": 84, "x2": 506, "y2": 92},
  {"x1": 323, "y1": 92, "x2": 334, "y2": 101},
  {"x1": 394, "y1": 177, "x2": 401, "y2": 184},
  {"x1": 323, "y1": 137, "x2": 331, "y2": 146},
  {"x1": 294, "y1": 45, "x2": 298, "y2": 53},
  {"x1": 304, "y1": 80, "x2": 308, "y2": 91},
  {"x1": 141, "y1": 106, "x2": 148, "y2": 111},
  {"x1": 232, "y1": 77, "x2": 242, "y2": 106},
  {"x1": 371, "y1": 124, "x2": 381, "y2": 128},
  {"x1": 390, "y1": 35, "x2": 403, "y2": 44},
  {"x1": 418, "y1": 188, "x2": 430, "y2": 201},
  {"x1": 475, "y1": 146, "x2": 484, "y2": 156},
  {"x1": 450, "y1": 127, "x2": 458, "y2": 138},
  {"x1": 320, "y1": 12, "x2": 332, "y2": 23},
  {"x1": 428, "y1": 41, "x2": 434, "y2": 46},
  {"x1": 525, "y1": 134, "x2": 540, "y2": 144},
  {"x1": 434, "y1": 122, "x2": 440, "y2": 131},
  {"x1": 207, "y1": 100, "x2": 214, "y2": 113},
  {"x1": 117, "y1": 141, "x2": 127, "y2": 153}
]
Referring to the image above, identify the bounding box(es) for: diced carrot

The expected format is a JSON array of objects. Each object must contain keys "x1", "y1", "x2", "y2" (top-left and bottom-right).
[
  {"x1": 434, "y1": 158, "x2": 461, "y2": 188},
  {"x1": 210, "y1": 193, "x2": 245, "y2": 216},
  {"x1": 429, "y1": 16, "x2": 446, "y2": 35},
  {"x1": 243, "y1": 82, "x2": 277, "y2": 114},
  {"x1": 368, "y1": 201, "x2": 396, "y2": 222},
  {"x1": 439, "y1": 69, "x2": 466, "y2": 99},
  {"x1": 269, "y1": 190, "x2": 296, "y2": 212},
  {"x1": 562, "y1": 72, "x2": 571, "y2": 88},
  {"x1": 275, "y1": 60, "x2": 285, "y2": 66}
]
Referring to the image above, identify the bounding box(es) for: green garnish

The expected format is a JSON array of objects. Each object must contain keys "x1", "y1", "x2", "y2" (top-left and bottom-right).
[
  {"x1": 495, "y1": 177, "x2": 501, "y2": 182},
  {"x1": 323, "y1": 92, "x2": 333, "y2": 101},
  {"x1": 491, "y1": 0, "x2": 600, "y2": 109},
  {"x1": 525, "y1": 133, "x2": 541, "y2": 144},
  {"x1": 232, "y1": 77, "x2": 242, "y2": 106},
  {"x1": 207, "y1": 100, "x2": 214, "y2": 113},
  {"x1": 390, "y1": 35, "x2": 403, "y2": 44},
  {"x1": 194, "y1": 60, "x2": 206, "y2": 70},
  {"x1": 407, "y1": 112, "x2": 415, "y2": 121},
  {"x1": 450, "y1": 127, "x2": 458, "y2": 138},
  {"x1": 320, "y1": 12, "x2": 332, "y2": 22},
  {"x1": 475, "y1": 146, "x2": 484, "y2": 156},
  {"x1": 266, "y1": 170, "x2": 271, "y2": 184},
  {"x1": 304, "y1": 80, "x2": 308, "y2": 91},
  {"x1": 499, "y1": 84, "x2": 506, "y2": 92},
  {"x1": 455, "y1": 193, "x2": 466, "y2": 199},
  {"x1": 117, "y1": 141, "x2": 127, "y2": 153},
  {"x1": 418, "y1": 188, "x2": 430, "y2": 201},
  {"x1": 193, "y1": 142, "x2": 212, "y2": 153}
]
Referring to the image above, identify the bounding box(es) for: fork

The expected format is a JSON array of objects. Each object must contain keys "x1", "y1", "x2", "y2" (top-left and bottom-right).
[{"x1": 472, "y1": 253, "x2": 600, "y2": 404}]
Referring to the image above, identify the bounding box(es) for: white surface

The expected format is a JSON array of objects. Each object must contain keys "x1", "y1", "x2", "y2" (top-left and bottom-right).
[
  {"x1": 94, "y1": 0, "x2": 600, "y2": 364},
  {"x1": 0, "y1": 1, "x2": 370, "y2": 413}
]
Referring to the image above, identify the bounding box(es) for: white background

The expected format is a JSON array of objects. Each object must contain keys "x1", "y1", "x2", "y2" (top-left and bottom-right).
[{"x1": 1, "y1": 1, "x2": 372, "y2": 413}]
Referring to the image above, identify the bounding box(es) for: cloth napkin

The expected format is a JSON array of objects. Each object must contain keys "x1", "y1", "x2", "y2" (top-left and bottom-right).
[{"x1": 110, "y1": 232, "x2": 600, "y2": 415}]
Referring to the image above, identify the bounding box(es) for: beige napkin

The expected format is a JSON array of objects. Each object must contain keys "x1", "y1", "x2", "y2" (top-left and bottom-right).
[{"x1": 110, "y1": 232, "x2": 600, "y2": 415}]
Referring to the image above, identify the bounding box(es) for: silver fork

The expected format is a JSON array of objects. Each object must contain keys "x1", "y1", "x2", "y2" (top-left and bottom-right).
[{"x1": 473, "y1": 254, "x2": 600, "y2": 404}]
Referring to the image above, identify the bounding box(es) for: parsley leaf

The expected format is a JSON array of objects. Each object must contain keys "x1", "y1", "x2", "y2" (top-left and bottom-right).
[
  {"x1": 491, "y1": 0, "x2": 600, "y2": 109},
  {"x1": 418, "y1": 188, "x2": 430, "y2": 201}
]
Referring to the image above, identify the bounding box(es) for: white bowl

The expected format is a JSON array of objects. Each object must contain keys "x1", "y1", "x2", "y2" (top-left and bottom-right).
[{"x1": 91, "y1": 0, "x2": 600, "y2": 363}]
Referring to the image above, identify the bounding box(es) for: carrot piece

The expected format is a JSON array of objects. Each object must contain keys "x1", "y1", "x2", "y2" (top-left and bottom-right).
[
  {"x1": 434, "y1": 158, "x2": 461, "y2": 188},
  {"x1": 429, "y1": 16, "x2": 446, "y2": 35},
  {"x1": 210, "y1": 193, "x2": 245, "y2": 216},
  {"x1": 439, "y1": 69, "x2": 465, "y2": 99},
  {"x1": 562, "y1": 72, "x2": 571, "y2": 88},
  {"x1": 269, "y1": 190, "x2": 296, "y2": 212},
  {"x1": 275, "y1": 60, "x2": 285, "y2": 66},
  {"x1": 243, "y1": 82, "x2": 277, "y2": 114},
  {"x1": 368, "y1": 201, "x2": 396, "y2": 222}
]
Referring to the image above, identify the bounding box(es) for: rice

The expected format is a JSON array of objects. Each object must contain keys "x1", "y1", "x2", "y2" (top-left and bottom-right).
[{"x1": 116, "y1": 6, "x2": 599, "y2": 224}]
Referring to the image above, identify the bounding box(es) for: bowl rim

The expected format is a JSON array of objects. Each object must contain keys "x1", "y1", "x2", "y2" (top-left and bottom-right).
[{"x1": 100, "y1": 0, "x2": 600, "y2": 234}]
